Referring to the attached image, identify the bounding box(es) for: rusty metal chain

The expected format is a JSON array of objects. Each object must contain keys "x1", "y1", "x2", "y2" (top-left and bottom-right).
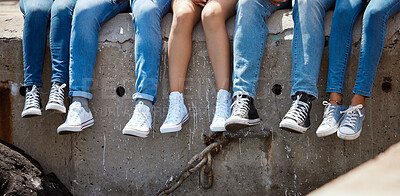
[{"x1": 155, "y1": 132, "x2": 233, "y2": 196}]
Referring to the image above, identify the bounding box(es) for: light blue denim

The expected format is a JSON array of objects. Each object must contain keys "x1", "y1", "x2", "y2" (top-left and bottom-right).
[
  {"x1": 20, "y1": 0, "x2": 77, "y2": 87},
  {"x1": 290, "y1": 0, "x2": 335, "y2": 99},
  {"x1": 68, "y1": 0, "x2": 130, "y2": 99},
  {"x1": 68, "y1": 0, "x2": 172, "y2": 102},
  {"x1": 327, "y1": 0, "x2": 400, "y2": 97},
  {"x1": 130, "y1": 0, "x2": 172, "y2": 103},
  {"x1": 232, "y1": 0, "x2": 292, "y2": 98}
]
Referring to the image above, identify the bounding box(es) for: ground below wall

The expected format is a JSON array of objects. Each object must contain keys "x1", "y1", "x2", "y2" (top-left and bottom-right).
[{"x1": 1, "y1": 10, "x2": 400, "y2": 195}]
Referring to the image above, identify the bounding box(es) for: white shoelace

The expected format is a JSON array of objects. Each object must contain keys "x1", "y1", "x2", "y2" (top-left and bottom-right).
[
  {"x1": 48, "y1": 83, "x2": 66, "y2": 104},
  {"x1": 321, "y1": 101, "x2": 335, "y2": 124},
  {"x1": 285, "y1": 95, "x2": 310, "y2": 123},
  {"x1": 164, "y1": 97, "x2": 181, "y2": 123},
  {"x1": 214, "y1": 93, "x2": 230, "y2": 120},
  {"x1": 340, "y1": 104, "x2": 364, "y2": 129},
  {"x1": 24, "y1": 85, "x2": 40, "y2": 109},
  {"x1": 130, "y1": 104, "x2": 151, "y2": 128},
  {"x1": 231, "y1": 95, "x2": 249, "y2": 117}
]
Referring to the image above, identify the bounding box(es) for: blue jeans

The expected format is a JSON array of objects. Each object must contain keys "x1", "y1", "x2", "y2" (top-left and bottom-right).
[
  {"x1": 68, "y1": 0, "x2": 172, "y2": 102},
  {"x1": 232, "y1": 0, "x2": 291, "y2": 98},
  {"x1": 327, "y1": 0, "x2": 400, "y2": 97},
  {"x1": 20, "y1": 0, "x2": 76, "y2": 87},
  {"x1": 290, "y1": 0, "x2": 335, "y2": 99}
]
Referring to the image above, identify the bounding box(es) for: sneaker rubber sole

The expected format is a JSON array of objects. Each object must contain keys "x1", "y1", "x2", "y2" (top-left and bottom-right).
[
  {"x1": 21, "y1": 108, "x2": 42, "y2": 118},
  {"x1": 57, "y1": 118, "x2": 94, "y2": 135},
  {"x1": 337, "y1": 128, "x2": 362, "y2": 140},
  {"x1": 123, "y1": 128, "x2": 150, "y2": 138},
  {"x1": 279, "y1": 119, "x2": 309, "y2": 134},
  {"x1": 224, "y1": 116, "x2": 261, "y2": 132},
  {"x1": 316, "y1": 126, "x2": 338, "y2": 137},
  {"x1": 46, "y1": 102, "x2": 66, "y2": 113},
  {"x1": 160, "y1": 113, "x2": 189, "y2": 133}
]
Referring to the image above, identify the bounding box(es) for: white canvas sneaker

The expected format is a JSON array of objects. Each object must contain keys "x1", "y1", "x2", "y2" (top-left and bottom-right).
[
  {"x1": 210, "y1": 89, "x2": 231, "y2": 132},
  {"x1": 46, "y1": 82, "x2": 67, "y2": 113},
  {"x1": 57, "y1": 102, "x2": 94, "y2": 135},
  {"x1": 160, "y1": 92, "x2": 189, "y2": 133},
  {"x1": 122, "y1": 101, "x2": 152, "y2": 138}
]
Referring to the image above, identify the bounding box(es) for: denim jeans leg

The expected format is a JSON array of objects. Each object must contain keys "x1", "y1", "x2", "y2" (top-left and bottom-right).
[
  {"x1": 353, "y1": 0, "x2": 400, "y2": 97},
  {"x1": 326, "y1": 0, "x2": 366, "y2": 95},
  {"x1": 50, "y1": 0, "x2": 77, "y2": 85},
  {"x1": 130, "y1": 0, "x2": 172, "y2": 104},
  {"x1": 20, "y1": 0, "x2": 53, "y2": 87},
  {"x1": 69, "y1": 0, "x2": 130, "y2": 99},
  {"x1": 232, "y1": 0, "x2": 290, "y2": 98},
  {"x1": 291, "y1": 0, "x2": 335, "y2": 99}
]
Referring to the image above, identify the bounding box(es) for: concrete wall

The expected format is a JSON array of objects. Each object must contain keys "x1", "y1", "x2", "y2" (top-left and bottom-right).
[{"x1": 1, "y1": 10, "x2": 400, "y2": 195}]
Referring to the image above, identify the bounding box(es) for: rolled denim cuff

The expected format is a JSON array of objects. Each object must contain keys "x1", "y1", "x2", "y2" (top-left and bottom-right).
[
  {"x1": 24, "y1": 81, "x2": 43, "y2": 87},
  {"x1": 132, "y1": 92, "x2": 156, "y2": 104},
  {"x1": 326, "y1": 88, "x2": 343, "y2": 95},
  {"x1": 233, "y1": 91, "x2": 255, "y2": 99},
  {"x1": 352, "y1": 89, "x2": 371, "y2": 98},
  {"x1": 69, "y1": 91, "x2": 93, "y2": 100},
  {"x1": 290, "y1": 89, "x2": 318, "y2": 100}
]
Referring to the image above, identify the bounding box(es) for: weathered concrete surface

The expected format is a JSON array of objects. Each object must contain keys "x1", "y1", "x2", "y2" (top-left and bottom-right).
[
  {"x1": 1, "y1": 8, "x2": 400, "y2": 195},
  {"x1": 309, "y1": 141, "x2": 400, "y2": 196}
]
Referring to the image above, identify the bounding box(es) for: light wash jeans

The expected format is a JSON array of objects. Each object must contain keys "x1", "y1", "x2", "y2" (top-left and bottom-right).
[
  {"x1": 290, "y1": 0, "x2": 335, "y2": 99},
  {"x1": 20, "y1": 0, "x2": 77, "y2": 87},
  {"x1": 232, "y1": 0, "x2": 291, "y2": 98},
  {"x1": 68, "y1": 0, "x2": 171, "y2": 103},
  {"x1": 327, "y1": 0, "x2": 400, "y2": 97}
]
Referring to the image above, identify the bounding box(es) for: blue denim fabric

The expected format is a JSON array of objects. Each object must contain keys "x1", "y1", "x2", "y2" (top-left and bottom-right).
[
  {"x1": 327, "y1": 0, "x2": 400, "y2": 97},
  {"x1": 68, "y1": 0, "x2": 130, "y2": 99},
  {"x1": 130, "y1": 0, "x2": 172, "y2": 103},
  {"x1": 232, "y1": 0, "x2": 291, "y2": 98},
  {"x1": 20, "y1": 0, "x2": 76, "y2": 87},
  {"x1": 290, "y1": 0, "x2": 335, "y2": 99}
]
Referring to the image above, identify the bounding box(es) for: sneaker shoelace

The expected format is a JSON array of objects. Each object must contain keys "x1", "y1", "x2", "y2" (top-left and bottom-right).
[
  {"x1": 321, "y1": 101, "x2": 335, "y2": 124},
  {"x1": 165, "y1": 97, "x2": 181, "y2": 124},
  {"x1": 214, "y1": 93, "x2": 230, "y2": 120},
  {"x1": 130, "y1": 104, "x2": 151, "y2": 128},
  {"x1": 24, "y1": 85, "x2": 40, "y2": 109},
  {"x1": 49, "y1": 83, "x2": 66, "y2": 104},
  {"x1": 231, "y1": 95, "x2": 249, "y2": 117},
  {"x1": 285, "y1": 95, "x2": 310, "y2": 123},
  {"x1": 340, "y1": 105, "x2": 363, "y2": 129}
]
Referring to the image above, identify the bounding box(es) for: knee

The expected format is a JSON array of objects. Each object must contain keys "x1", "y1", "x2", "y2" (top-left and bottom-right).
[
  {"x1": 133, "y1": 3, "x2": 159, "y2": 23},
  {"x1": 51, "y1": 1, "x2": 73, "y2": 18},
  {"x1": 295, "y1": 0, "x2": 324, "y2": 14},
  {"x1": 172, "y1": 7, "x2": 197, "y2": 27},
  {"x1": 333, "y1": 5, "x2": 354, "y2": 22},
  {"x1": 201, "y1": 6, "x2": 224, "y2": 29},
  {"x1": 23, "y1": 3, "x2": 50, "y2": 18},
  {"x1": 364, "y1": 6, "x2": 385, "y2": 25}
]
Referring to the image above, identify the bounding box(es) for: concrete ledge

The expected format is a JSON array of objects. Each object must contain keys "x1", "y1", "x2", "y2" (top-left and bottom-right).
[{"x1": 1, "y1": 10, "x2": 400, "y2": 195}]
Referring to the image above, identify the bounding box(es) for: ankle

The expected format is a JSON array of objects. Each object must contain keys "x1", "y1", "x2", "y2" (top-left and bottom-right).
[
  {"x1": 72, "y1": 96, "x2": 89, "y2": 112},
  {"x1": 329, "y1": 99, "x2": 342, "y2": 105},
  {"x1": 136, "y1": 98, "x2": 153, "y2": 110}
]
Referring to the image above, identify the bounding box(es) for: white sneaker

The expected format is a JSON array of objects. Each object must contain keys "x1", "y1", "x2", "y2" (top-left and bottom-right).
[
  {"x1": 57, "y1": 102, "x2": 94, "y2": 135},
  {"x1": 46, "y1": 82, "x2": 67, "y2": 113},
  {"x1": 122, "y1": 101, "x2": 152, "y2": 138},
  {"x1": 210, "y1": 89, "x2": 231, "y2": 132},
  {"x1": 21, "y1": 85, "x2": 42, "y2": 118},
  {"x1": 160, "y1": 92, "x2": 189, "y2": 133}
]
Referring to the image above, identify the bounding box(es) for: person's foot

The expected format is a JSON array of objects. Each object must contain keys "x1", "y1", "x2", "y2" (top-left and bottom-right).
[
  {"x1": 316, "y1": 101, "x2": 347, "y2": 137},
  {"x1": 337, "y1": 105, "x2": 365, "y2": 140},
  {"x1": 57, "y1": 102, "x2": 94, "y2": 135},
  {"x1": 279, "y1": 92, "x2": 313, "y2": 134},
  {"x1": 21, "y1": 85, "x2": 42, "y2": 118},
  {"x1": 210, "y1": 89, "x2": 231, "y2": 132},
  {"x1": 224, "y1": 94, "x2": 261, "y2": 132},
  {"x1": 160, "y1": 92, "x2": 189, "y2": 133},
  {"x1": 122, "y1": 101, "x2": 152, "y2": 138},
  {"x1": 45, "y1": 82, "x2": 67, "y2": 113}
]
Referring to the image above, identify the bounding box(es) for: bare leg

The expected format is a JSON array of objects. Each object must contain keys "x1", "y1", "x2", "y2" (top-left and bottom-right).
[
  {"x1": 329, "y1": 92, "x2": 343, "y2": 105},
  {"x1": 168, "y1": 0, "x2": 202, "y2": 93},
  {"x1": 351, "y1": 94, "x2": 365, "y2": 107},
  {"x1": 201, "y1": 0, "x2": 237, "y2": 91}
]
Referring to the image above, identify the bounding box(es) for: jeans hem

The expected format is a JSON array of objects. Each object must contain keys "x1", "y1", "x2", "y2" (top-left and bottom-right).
[
  {"x1": 132, "y1": 93, "x2": 156, "y2": 103},
  {"x1": 326, "y1": 88, "x2": 342, "y2": 94},
  {"x1": 290, "y1": 89, "x2": 318, "y2": 100},
  {"x1": 24, "y1": 82, "x2": 42, "y2": 87},
  {"x1": 352, "y1": 89, "x2": 370, "y2": 97},
  {"x1": 51, "y1": 78, "x2": 68, "y2": 85},
  {"x1": 233, "y1": 91, "x2": 255, "y2": 99},
  {"x1": 69, "y1": 91, "x2": 93, "y2": 99}
]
